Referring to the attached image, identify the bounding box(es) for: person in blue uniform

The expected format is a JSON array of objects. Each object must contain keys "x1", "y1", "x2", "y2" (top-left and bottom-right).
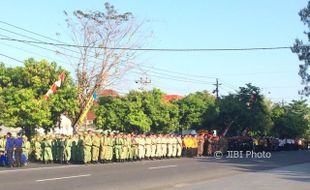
[{"x1": 5, "y1": 132, "x2": 15, "y2": 167}]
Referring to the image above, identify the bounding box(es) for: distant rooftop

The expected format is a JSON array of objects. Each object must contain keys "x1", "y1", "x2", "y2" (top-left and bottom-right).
[{"x1": 163, "y1": 94, "x2": 183, "y2": 102}]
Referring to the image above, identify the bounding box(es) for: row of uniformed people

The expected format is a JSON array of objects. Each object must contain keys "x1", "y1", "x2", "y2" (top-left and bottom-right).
[{"x1": 29, "y1": 131, "x2": 202, "y2": 164}]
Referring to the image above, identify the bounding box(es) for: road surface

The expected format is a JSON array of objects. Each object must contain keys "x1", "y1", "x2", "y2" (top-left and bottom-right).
[{"x1": 1, "y1": 150, "x2": 309, "y2": 190}]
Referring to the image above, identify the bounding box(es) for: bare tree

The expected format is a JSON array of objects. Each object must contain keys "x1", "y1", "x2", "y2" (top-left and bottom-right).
[{"x1": 64, "y1": 3, "x2": 143, "y2": 126}]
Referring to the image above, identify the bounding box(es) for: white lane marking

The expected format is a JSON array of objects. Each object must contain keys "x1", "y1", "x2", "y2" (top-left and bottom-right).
[
  {"x1": 148, "y1": 165, "x2": 177, "y2": 170},
  {"x1": 174, "y1": 183, "x2": 188, "y2": 187},
  {"x1": 0, "y1": 165, "x2": 82, "y2": 173},
  {"x1": 36, "y1": 174, "x2": 91, "y2": 182}
]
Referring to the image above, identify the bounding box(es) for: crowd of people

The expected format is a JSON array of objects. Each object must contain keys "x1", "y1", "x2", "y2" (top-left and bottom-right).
[
  {"x1": 227, "y1": 136, "x2": 309, "y2": 152},
  {"x1": 0, "y1": 130, "x2": 308, "y2": 168},
  {"x1": 0, "y1": 130, "x2": 219, "y2": 167}
]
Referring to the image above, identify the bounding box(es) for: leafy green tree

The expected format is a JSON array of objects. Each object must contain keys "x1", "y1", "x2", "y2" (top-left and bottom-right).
[
  {"x1": 138, "y1": 89, "x2": 179, "y2": 133},
  {"x1": 95, "y1": 97, "x2": 129, "y2": 132},
  {"x1": 291, "y1": 1, "x2": 310, "y2": 96},
  {"x1": 217, "y1": 84, "x2": 272, "y2": 136},
  {"x1": 178, "y1": 91, "x2": 217, "y2": 131},
  {"x1": 126, "y1": 98, "x2": 152, "y2": 133},
  {"x1": 95, "y1": 89, "x2": 179, "y2": 133},
  {"x1": 271, "y1": 100, "x2": 310, "y2": 138},
  {"x1": 0, "y1": 59, "x2": 79, "y2": 136}
]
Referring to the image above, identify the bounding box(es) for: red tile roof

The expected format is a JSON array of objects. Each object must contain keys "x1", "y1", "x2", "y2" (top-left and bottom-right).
[
  {"x1": 97, "y1": 89, "x2": 119, "y2": 97},
  {"x1": 86, "y1": 111, "x2": 96, "y2": 120},
  {"x1": 163, "y1": 94, "x2": 183, "y2": 102},
  {"x1": 87, "y1": 89, "x2": 119, "y2": 121}
]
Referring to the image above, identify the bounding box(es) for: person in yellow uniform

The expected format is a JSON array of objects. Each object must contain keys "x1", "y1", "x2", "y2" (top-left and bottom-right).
[
  {"x1": 114, "y1": 133, "x2": 123, "y2": 162},
  {"x1": 100, "y1": 132, "x2": 107, "y2": 163},
  {"x1": 137, "y1": 134, "x2": 145, "y2": 160},
  {"x1": 183, "y1": 135, "x2": 190, "y2": 157},
  {"x1": 131, "y1": 134, "x2": 138, "y2": 160},
  {"x1": 126, "y1": 134, "x2": 133, "y2": 161},
  {"x1": 120, "y1": 133, "x2": 127, "y2": 162},
  {"x1": 192, "y1": 135, "x2": 198, "y2": 157},
  {"x1": 0, "y1": 135, "x2": 5, "y2": 153}
]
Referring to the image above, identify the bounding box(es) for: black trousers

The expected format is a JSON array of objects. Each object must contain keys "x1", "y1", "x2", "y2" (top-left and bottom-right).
[
  {"x1": 6, "y1": 149, "x2": 14, "y2": 167},
  {"x1": 15, "y1": 148, "x2": 22, "y2": 167}
]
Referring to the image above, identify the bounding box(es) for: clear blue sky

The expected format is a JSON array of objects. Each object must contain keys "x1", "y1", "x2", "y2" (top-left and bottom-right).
[{"x1": 0, "y1": 0, "x2": 308, "y2": 103}]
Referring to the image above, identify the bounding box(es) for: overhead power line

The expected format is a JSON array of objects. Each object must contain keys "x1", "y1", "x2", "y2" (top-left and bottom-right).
[
  {"x1": 0, "y1": 21, "x2": 297, "y2": 81},
  {"x1": 0, "y1": 21, "x2": 303, "y2": 95},
  {"x1": 0, "y1": 20, "x2": 64, "y2": 43},
  {"x1": 0, "y1": 53, "x2": 24, "y2": 64},
  {"x1": 0, "y1": 37, "x2": 296, "y2": 52}
]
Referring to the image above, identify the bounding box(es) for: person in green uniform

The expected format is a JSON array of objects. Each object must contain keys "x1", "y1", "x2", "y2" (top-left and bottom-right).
[
  {"x1": 126, "y1": 134, "x2": 133, "y2": 161},
  {"x1": 71, "y1": 134, "x2": 78, "y2": 164},
  {"x1": 22, "y1": 136, "x2": 31, "y2": 161},
  {"x1": 42, "y1": 135, "x2": 53, "y2": 164},
  {"x1": 138, "y1": 134, "x2": 145, "y2": 160},
  {"x1": 33, "y1": 136, "x2": 42, "y2": 161},
  {"x1": 64, "y1": 135, "x2": 72, "y2": 164},
  {"x1": 131, "y1": 134, "x2": 138, "y2": 161},
  {"x1": 92, "y1": 133, "x2": 100, "y2": 163},
  {"x1": 106, "y1": 133, "x2": 114, "y2": 162},
  {"x1": 84, "y1": 130, "x2": 92, "y2": 164},
  {"x1": 58, "y1": 134, "x2": 66, "y2": 164},
  {"x1": 121, "y1": 134, "x2": 128, "y2": 162},
  {"x1": 100, "y1": 132, "x2": 107, "y2": 163},
  {"x1": 114, "y1": 133, "x2": 123, "y2": 162},
  {"x1": 53, "y1": 135, "x2": 60, "y2": 163},
  {"x1": 51, "y1": 135, "x2": 57, "y2": 163},
  {"x1": 77, "y1": 133, "x2": 84, "y2": 164}
]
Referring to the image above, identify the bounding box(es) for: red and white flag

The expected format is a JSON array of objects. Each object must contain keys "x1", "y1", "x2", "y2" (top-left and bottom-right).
[{"x1": 43, "y1": 71, "x2": 66, "y2": 100}]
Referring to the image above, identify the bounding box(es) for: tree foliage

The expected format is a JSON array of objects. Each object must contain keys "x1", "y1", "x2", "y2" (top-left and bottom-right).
[
  {"x1": 95, "y1": 89, "x2": 179, "y2": 133},
  {"x1": 271, "y1": 100, "x2": 310, "y2": 138},
  {"x1": 1, "y1": 59, "x2": 309, "y2": 139},
  {"x1": 292, "y1": 1, "x2": 310, "y2": 96},
  {"x1": 0, "y1": 59, "x2": 79, "y2": 136},
  {"x1": 178, "y1": 91, "x2": 217, "y2": 131},
  {"x1": 217, "y1": 84, "x2": 272, "y2": 136}
]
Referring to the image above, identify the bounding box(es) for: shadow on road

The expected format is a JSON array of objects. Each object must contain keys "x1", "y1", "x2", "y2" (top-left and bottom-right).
[{"x1": 196, "y1": 150, "x2": 310, "y2": 183}]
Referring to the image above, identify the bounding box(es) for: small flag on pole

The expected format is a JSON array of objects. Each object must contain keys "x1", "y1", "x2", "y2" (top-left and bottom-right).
[{"x1": 43, "y1": 71, "x2": 66, "y2": 100}]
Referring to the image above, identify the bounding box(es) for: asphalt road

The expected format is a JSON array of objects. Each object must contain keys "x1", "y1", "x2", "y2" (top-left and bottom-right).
[{"x1": 1, "y1": 150, "x2": 310, "y2": 190}]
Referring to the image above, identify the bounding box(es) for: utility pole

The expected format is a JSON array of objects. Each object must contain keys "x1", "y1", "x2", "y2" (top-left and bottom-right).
[
  {"x1": 135, "y1": 77, "x2": 151, "y2": 90},
  {"x1": 213, "y1": 78, "x2": 222, "y2": 99}
]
